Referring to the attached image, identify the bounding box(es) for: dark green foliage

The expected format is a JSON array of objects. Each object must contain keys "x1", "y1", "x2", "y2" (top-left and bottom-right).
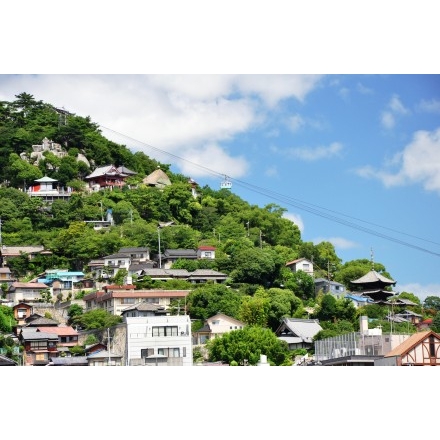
[
  {"x1": 71, "y1": 309, "x2": 122, "y2": 330},
  {"x1": 186, "y1": 284, "x2": 244, "y2": 321},
  {"x1": 207, "y1": 325, "x2": 291, "y2": 366},
  {"x1": 431, "y1": 313, "x2": 440, "y2": 333}
]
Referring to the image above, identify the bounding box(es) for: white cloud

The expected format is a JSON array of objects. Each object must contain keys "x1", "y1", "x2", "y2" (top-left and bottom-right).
[
  {"x1": 357, "y1": 82, "x2": 373, "y2": 94},
  {"x1": 312, "y1": 236, "x2": 359, "y2": 250},
  {"x1": 283, "y1": 142, "x2": 343, "y2": 161},
  {"x1": 287, "y1": 114, "x2": 305, "y2": 132},
  {"x1": 338, "y1": 87, "x2": 350, "y2": 100},
  {"x1": 235, "y1": 74, "x2": 323, "y2": 107},
  {"x1": 396, "y1": 282, "x2": 440, "y2": 302},
  {"x1": 380, "y1": 94, "x2": 409, "y2": 129},
  {"x1": 355, "y1": 127, "x2": 440, "y2": 194},
  {"x1": 283, "y1": 212, "x2": 304, "y2": 233},
  {"x1": 176, "y1": 143, "x2": 249, "y2": 179},
  {"x1": 389, "y1": 94, "x2": 409, "y2": 114},
  {"x1": 264, "y1": 165, "x2": 279, "y2": 177},
  {"x1": 381, "y1": 111, "x2": 395, "y2": 129},
  {"x1": 417, "y1": 98, "x2": 440, "y2": 113}
]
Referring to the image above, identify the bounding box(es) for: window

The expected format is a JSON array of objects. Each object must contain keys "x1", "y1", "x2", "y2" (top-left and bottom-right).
[
  {"x1": 141, "y1": 348, "x2": 154, "y2": 357},
  {"x1": 429, "y1": 335, "x2": 436, "y2": 357},
  {"x1": 30, "y1": 341, "x2": 47, "y2": 349},
  {"x1": 152, "y1": 326, "x2": 178, "y2": 337},
  {"x1": 303, "y1": 263, "x2": 310, "y2": 270},
  {"x1": 121, "y1": 298, "x2": 135, "y2": 304},
  {"x1": 204, "y1": 251, "x2": 212, "y2": 257}
]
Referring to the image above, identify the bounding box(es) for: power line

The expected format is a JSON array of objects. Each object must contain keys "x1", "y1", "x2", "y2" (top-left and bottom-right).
[{"x1": 98, "y1": 124, "x2": 440, "y2": 258}]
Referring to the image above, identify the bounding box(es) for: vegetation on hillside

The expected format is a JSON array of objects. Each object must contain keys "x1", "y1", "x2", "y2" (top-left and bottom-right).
[{"x1": 1, "y1": 93, "x2": 437, "y2": 363}]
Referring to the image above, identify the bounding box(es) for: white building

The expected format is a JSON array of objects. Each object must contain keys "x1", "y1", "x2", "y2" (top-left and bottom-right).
[{"x1": 125, "y1": 315, "x2": 193, "y2": 366}]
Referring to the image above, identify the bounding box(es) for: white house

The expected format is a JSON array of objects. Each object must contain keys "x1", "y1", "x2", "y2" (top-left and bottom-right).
[
  {"x1": 285, "y1": 257, "x2": 314, "y2": 277},
  {"x1": 125, "y1": 315, "x2": 193, "y2": 366}
]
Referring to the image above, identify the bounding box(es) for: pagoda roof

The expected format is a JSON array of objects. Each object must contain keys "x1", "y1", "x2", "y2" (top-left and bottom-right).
[{"x1": 351, "y1": 269, "x2": 396, "y2": 286}]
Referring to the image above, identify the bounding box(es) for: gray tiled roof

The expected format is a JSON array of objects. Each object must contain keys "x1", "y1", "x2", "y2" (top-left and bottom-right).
[{"x1": 351, "y1": 270, "x2": 395, "y2": 285}]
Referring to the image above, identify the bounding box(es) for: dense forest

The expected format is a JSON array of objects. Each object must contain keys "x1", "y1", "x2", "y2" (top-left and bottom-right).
[{"x1": 1, "y1": 93, "x2": 439, "y2": 365}]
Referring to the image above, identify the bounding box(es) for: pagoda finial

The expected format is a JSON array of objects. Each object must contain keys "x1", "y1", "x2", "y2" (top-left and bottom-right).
[{"x1": 370, "y1": 247, "x2": 374, "y2": 270}]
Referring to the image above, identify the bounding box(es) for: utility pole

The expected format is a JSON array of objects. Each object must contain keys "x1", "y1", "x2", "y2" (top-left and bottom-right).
[
  {"x1": 107, "y1": 328, "x2": 112, "y2": 366},
  {"x1": 157, "y1": 227, "x2": 162, "y2": 268},
  {"x1": 246, "y1": 221, "x2": 250, "y2": 237},
  {"x1": 259, "y1": 230, "x2": 264, "y2": 249}
]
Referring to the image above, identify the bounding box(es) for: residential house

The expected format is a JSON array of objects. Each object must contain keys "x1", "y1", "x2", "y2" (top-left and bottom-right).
[
  {"x1": 193, "y1": 313, "x2": 245, "y2": 345},
  {"x1": 87, "y1": 350, "x2": 123, "y2": 366},
  {"x1": 345, "y1": 293, "x2": 374, "y2": 308},
  {"x1": 83, "y1": 288, "x2": 191, "y2": 316},
  {"x1": 375, "y1": 330, "x2": 440, "y2": 366},
  {"x1": 285, "y1": 258, "x2": 314, "y2": 277},
  {"x1": 161, "y1": 249, "x2": 198, "y2": 269},
  {"x1": 6, "y1": 281, "x2": 50, "y2": 305},
  {"x1": 275, "y1": 318, "x2": 323, "y2": 351},
  {"x1": 34, "y1": 325, "x2": 79, "y2": 353},
  {"x1": 85, "y1": 164, "x2": 137, "y2": 191},
  {"x1": 0, "y1": 354, "x2": 17, "y2": 366},
  {"x1": 125, "y1": 315, "x2": 193, "y2": 366},
  {"x1": 36, "y1": 269, "x2": 86, "y2": 297},
  {"x1": 416, "y1": 318, "x2": 432, "y2": 331},
  {"x1": 12, "y1": 302, "x2": 33, "y2": 327},
  {"x1": 0, "y1": 245, "x2": 49, "y2": 267},
  {"x1": 0, "y1": 266, "x2": 15, "y2": 288},
  {"x1": 120, "y1": 302, "x2": 169, "y2": 319},
  {"x1": 314, "y1": 277, "x2": 346, "y2": 298},
  {"x1": 27, "y1": 175, "x2": 72, "y2": 202},
  {"x1": 197, "y1": 246, "x2": 216, "y2": 260},
  {"x1": 187, "y1": 269, "x2": 227, "y2": 284},
  {"x1": 19, "y1": 328, "x2": 58, "y2": 366}
]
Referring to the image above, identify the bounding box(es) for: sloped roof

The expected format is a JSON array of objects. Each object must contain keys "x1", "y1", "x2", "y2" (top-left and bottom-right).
[
  {"x1": 276, "y1": 318, "x2": 323, "y2": 343},
  {"x1": 87, "y1": 350, "x2": 122, "y2": 359},
  {"x1": 121, "y1": 303, "x2": 166, "y2": 313},
  {"x1": 85, "y1": 165, "x2": 128, "y2": 180},
  {"x1": 351, "y1": 270, "x2": 396, "y2": 285},
  {"x1": 119, "y1": 247, "x2": 150, "y2": 253},
  {"x1": 117, "y1": 166, "x2": 137, "y2": 175},
  {"x1": 1, "y1": 246, "x2": 45, "y2": 256},
  {"x1": 143, "y1": 168, "x2": 171, "y2": 187},
  {"x1": 26, "y1": 317, "x2": 59, "y2": 326},
  {"x1": 50, "y1": 357, "x2": 89, "y2": 366},
  {"x1": 0, "y1": 354, "x2": 17, "y2": 366},
  {"x1": 163, "y1": 249, "x2": 197, "y2": 258},
  {"x1": 285, "y1": 257, "x2": 312, "y2": 266},
  {"x1": 35, "y1": 175, "x2": 57, "y2": 182},
  {"x1": 384, "y1": 331, "x2": 438, "y2": 357},
  {"x1": 11, "y1": 281, "x2": 48, "y2": 289},
  {"x1": 188, "y1": 269, "x2": 227, "y2": 279},
  {"x1": 36, "y1": 326, "x2": 78, "y2": 336}
]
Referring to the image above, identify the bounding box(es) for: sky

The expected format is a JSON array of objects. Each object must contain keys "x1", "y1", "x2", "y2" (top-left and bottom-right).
[{"x1": 1, "y1": 74, "x2": 439, "y2": 301}]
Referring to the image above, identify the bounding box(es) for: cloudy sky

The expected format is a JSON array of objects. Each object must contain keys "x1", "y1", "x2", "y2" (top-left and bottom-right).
[{"x1": 1, "y1": 74, "x2": 439, "y2": 302}]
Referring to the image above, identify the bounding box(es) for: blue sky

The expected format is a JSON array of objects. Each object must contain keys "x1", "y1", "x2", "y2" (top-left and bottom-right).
[{"x1": 0, "y1": 74, "x2": 439, "y2": 301}]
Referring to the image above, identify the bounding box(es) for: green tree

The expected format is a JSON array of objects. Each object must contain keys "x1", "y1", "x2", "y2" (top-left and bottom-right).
[
  {"x1": 423, "y1": 296, "x2": 440, "y2": 312},
  {"x1": 72, "y1": 309, "x2": 122, "y2": 330},
  {"x1": 67, "y1": 304, "x2": 84, "y2": 325},
  {"x1": 207, "y1": 325, "x2": 291, "y2": 366},
  {"x1": 186, "y1": 284, "x2": 244, "y2": 321},
  {"x1": 239, "y1": 289, "x2": 270, "y2": 327},
  {"x1": 431, "y1": 313, "x2": 440, "y2": 333}
]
